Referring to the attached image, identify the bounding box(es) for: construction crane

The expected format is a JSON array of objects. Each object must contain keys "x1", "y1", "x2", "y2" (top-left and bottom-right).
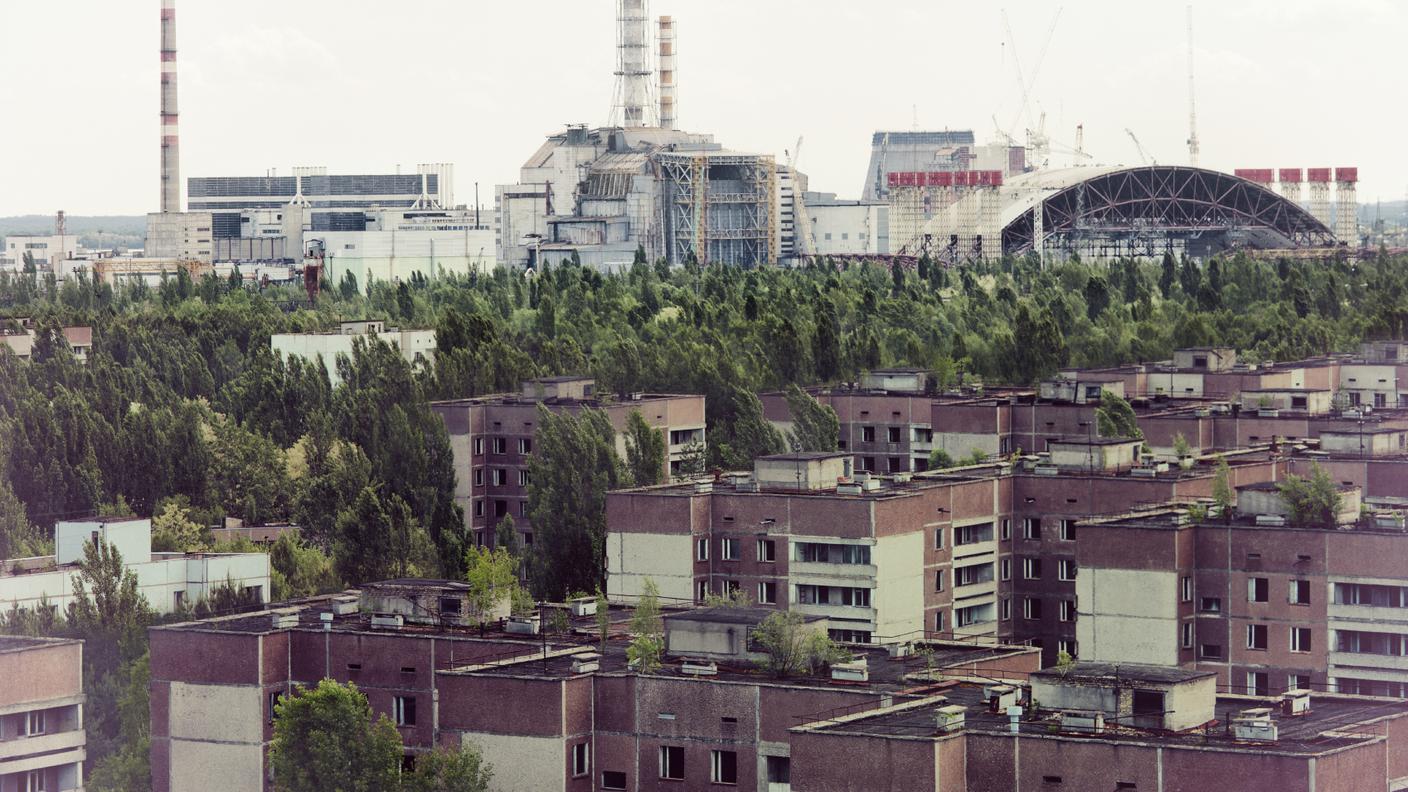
[
  {"x1": 1186, "y1": 5, "x2": 1200, "y2": 166},
  {"x1": 1125, "y1": 129, "x2": 1155, "y2": 166},
  {"x1": 785, "y1": 136, "x2": 804, "y2": 171},
  {"x1": 1000, "y1": 7, "x2": 1063, "y2": 169}
]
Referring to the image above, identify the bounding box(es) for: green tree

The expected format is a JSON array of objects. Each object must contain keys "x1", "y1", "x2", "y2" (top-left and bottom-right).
[
  {"x1": 751, "y1": 610, "x2": 848, "y2": 679},
  {"x1": 87, "y1": 652, "x2": 151, "y2": 792},
  {"x1": 594, "y1": 588, "x2": 611, "y2": 652},
  {"x1": 334, "y1": 487, "x2": 435, "y2": 585},
  {"x1": 623, "y1": 410, "x2": 666, "y2": 487},
  {"x1": 206, "y1": 414, "x2": 292, "y2": 525},
  {"x1": 465, "y1": 545, "x2": 519, "y2": 632},
  {"x1": 1179, "y1": 254, "x2": 1201, "y2": 297},
  {"x1": 677, "y1": 437, "x2": 707, "y2": 477},
  {"x1": 1159, "y1": 251, "x2": 1177, "y2": 298},
  {"x1": 494, "y1": 514, "x2": 520, "y2": 557},
  {"x1": 268, "y1": 679, "x2": 404, "y2": 792},
  {"x1": 1277, "y1": 463, "x2": 1343, "y2": 528},
  {"x1": 929, "y1": 449, "x2": 956, "y2": 470},
  {"x1": 1095, "y1": 389, "x2": 1144, "y2": 440},
  {"x1": 713, "y1": 385, "x2": 785, "y2": 470},
  {"x1": 526, "y1": 406, "x2": 623, "y2": 599},
  {"x1": 783, "y1": 384, "x2": 840, "y2": 452},
  {"x1": 627, "y1": 579, "x2": 664, "y2": 674},
  {"x1": 150, "y1": 501, "x2": 209, "y2": 552},
  {"x1": 402, "y1": 744, "x2": 493, "y2": 792},
  {"x1": 270, "y1": 532, "x2": 341, "y2": 600},
  {"x1": 1212, "y1": 456, "x2": 1235, "y2": 520},
  {"x1": 1084, "y1": 275, "x2": 1111, "y2": 321}
]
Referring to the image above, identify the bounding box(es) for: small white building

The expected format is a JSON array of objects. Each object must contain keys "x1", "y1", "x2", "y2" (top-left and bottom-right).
[
  {"x1": 270, "y1": 320, "x2": 437, "y2": 386},
  {"x1": 311, "y1": 226, "x2": 496, "y2": 286},
  {"x1": 0, "y1": 517, "x2": 271, "y2": 615},
  {"x1": 0, "y1": 234, "x2": 81, "y2": 273}
]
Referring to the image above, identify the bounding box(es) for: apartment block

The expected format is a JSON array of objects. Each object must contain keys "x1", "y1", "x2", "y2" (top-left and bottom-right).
[
  {"x1": 269, "y1": 320, "x2": 436, "y2": 387},
  {"x1": 0, "y1": 637, "x2": 85, "y2": 792},
  {"x1": 149, "y1": 586, "x2": 1039, "y2": 792},
  {"x1": 1077, "y1": 481, "x2": 1408, "y2": 697},
  {"x1": 432, "y1": 377, "x2": 705, "y2": 547}
]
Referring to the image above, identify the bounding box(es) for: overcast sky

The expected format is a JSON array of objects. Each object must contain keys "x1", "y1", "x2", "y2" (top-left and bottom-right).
[{"x1": 2, "y1": 0, "x2": 1403, "y2": 216}]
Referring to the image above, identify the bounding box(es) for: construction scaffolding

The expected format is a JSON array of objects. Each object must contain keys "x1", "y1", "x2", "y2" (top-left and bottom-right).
[
  {"x1": 1334, "y1": 167, "x2": 1358, "y2": 246},
  {"x1": 658, "y1": 152, "x2": 776, "y2": 266},
  {"x1": 1307, "y1": 168, "x2": 1333, "y2": 231}
]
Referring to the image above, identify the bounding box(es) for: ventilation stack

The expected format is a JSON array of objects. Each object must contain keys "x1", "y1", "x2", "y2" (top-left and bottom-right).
[
  {"x1": 1334, "y1": 168, "x2": 1358, "y2": 245},
  {"x1": 1278, "y1": 168, "x2": 1303, "y2": 207},
  {"x1": 658, "y1": 16, "x2": 676, "y2": 130},
  {"x1": 1307, "y1": 168, "x2": 1333, "y2": 230},
  {"x1": 613, "y1": 0, "x2": 653, "y2": 127},
  {"x1": 160, "y1": 0, "x2": 180, "y2": 213}
]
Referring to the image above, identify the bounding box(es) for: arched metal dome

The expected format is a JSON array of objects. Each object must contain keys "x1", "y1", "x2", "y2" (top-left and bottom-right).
[{"x1": 1000, "y1": 166, "x2": 1336, "y2": 258}]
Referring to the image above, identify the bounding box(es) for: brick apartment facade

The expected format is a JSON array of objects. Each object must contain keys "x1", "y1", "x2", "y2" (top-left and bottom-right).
[
  {"x1": 432, "y1": 376, "x2": 705, "y2": 547},
  {"x1": 0, "y1": 637, "x2": 85, "y2": 792}
]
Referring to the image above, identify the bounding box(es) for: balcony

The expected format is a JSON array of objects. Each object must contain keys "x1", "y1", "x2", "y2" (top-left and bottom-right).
[
  {"x1": 792, "y1": 602, "x2": 877, "y2": 625},
  {"x1": 789, "y1": 561, "x2": 877, "y2": 582},
  {"x1": 1329, "y1": 651, "x2": 1408, "y2": 673},
  {"x1": 1328, "y1": 603, "x2": 1408, "y2": 625},
  {"x1": 952, "y1": 579, "x2": 997, "y2": 599},
  {"x1": 953, "y1": 539, "x2": 997, "y2": 561},
  {"x1": 0, "y1": 729, "x2": 86, "y2": 763}
]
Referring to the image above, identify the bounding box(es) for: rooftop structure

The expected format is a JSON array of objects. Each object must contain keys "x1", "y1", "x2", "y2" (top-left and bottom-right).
[
  {"x1": 269, "y1": 320, "x2": 436, "y2": 387},
  {"x1": 0, "y1": 636, "x2": 85, "y2": 792}
]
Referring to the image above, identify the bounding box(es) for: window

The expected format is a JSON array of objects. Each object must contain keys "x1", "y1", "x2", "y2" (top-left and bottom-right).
[
  {"x1": 1023, "y1": 598, "x2": 1043, "y2": 620},
  {"x1": 757, "y1": 539, "x2": 776, "y2": 562},
  {"x1": 767, "y1": 756, "x2": 791, "y2": 785},
  {"x1": 1247, "y1": 624, "x2": 1268, "y2": 650},
  {"x1": 1200, "y1": 643, "x2": 1223, "y2": 659},
  {"x1": 887, "y1": 426, "x2": 902, "y2": 443},
  {"x1": 1200, "y1": 597, "x2": 1222, "y2": 613},
  {"x1": 473, "y1": 468, "x2": 484, "y2": 487},
  {"x1": 268, "y1": 691, "x2": 282, "y2": 722},
  {"x1": 696, "y1": 538, "x2": 709, "y2": 561},
  {"x1": 1248, "y1": 577, "x2": 1269, "y2": 603},
  {"x1": 492, "y1": 469, "x2": 506, "y2": 486},
  {"x1": 1058, "y1": 639, "x2": 1078, "y2": 658},
  {"x1": 934, "y1": 527, "x2": 945, "y2": 549},
  {"x1": 724, "y1": 579, "x2": 741, "y2": 597},
  {"x1": 173, "y1": 590, "x2": 185, "y2": 611},
  {"x1": 1058, "y1": 559, "x2": 1077, "y2": 581},
  {"x1": 1043, "y1": 776, "x2": 1063, "y2": 785},
  {"x1": 572, "y1": 742, "x2": 590, "y2": 777},
  {"x1": 393, "y1": 696, "x2": 416, "y2": 726},
  {"x1": 757, "y1": 581, "x2": 776, "y2": 604},
  {"x1": 1060, "y1": 600, "x2": 1076, "y2": 622},
  {"x1": 474, "y1": 500, "x2": 484, "y2": 517},
  {"x1": 1023, "y1": 558, "x2": 1042, "y2": 580},
  {"x1": 660, "y1": 746, "x2": 685, "y2": 780},
  {"x1": 862, "y1": 456, "x2": 876, "y2": 472},
  {"x1": 721, "y1": 538, "x2": 740, "y2": 561},
  {"x1": 1023, "y1": 518, "x2": 1042, "y2": 540},
  {"x1": 955, "y1": 562, "x2": 993, "y2": 587},
  {"x1": 1181, "y1": 622, "x2": 1194, "y2": 648},
  {"x1": 602, "y1": 770, "x2": 628, "y2": 790},
  {"x1": 1289, "y1": 579, "x2": 1311, "y2": 605},
  {"x1": 696, "y1": 580, "x2": 708, "y2": 603},
  {"x1": 1181, "y1": 577, "x2": 1193, "y2": 602},
  {"x1": 1288, "y1": 674, "x2": 1311, "y2": 692},
  {"x1": 473, "y1": 437, "x2": 484, "y2": 455},
  {"x1": 23, "y1": 709, "x2": 46, "y2": 736},
  {"x1": 710, "y1": 749, "x2": 738, "y2": 784},
  {"x1": 518, "y1": 469, "x2": 530, "y2": 487},
  {"x1": 934, "y1": 570, "x2": 945, "y2": 592},
  {"x1": 1290, "y1": 627, "x2": 1311, "y2": 653},
  {"x1": 954, "y1": 523, "x2": 993, "y2": 545},
  {"x1": 861, "y1": 426, "x2": 876, "y2": 442},
  {"x1": 1060, "y1": 519, "x2": 1076, "y2": 541},
  {"x1": 1247, "y1": 672, "x2": 1269, "y2": 696},
  {"x1": 934, "y1": 611, "x2": 945, "y2": 632},
  {"x1": 1000, "y1": 598, "x2": 1011, "y2": 620},
  {"x1": 1000, "y1": 558, "x2": 1011, "y2": 581},
  {"x1": 519, "y1": 437, "x2": 532, "y2": 454},
  {"x1": 492, "y1": 437, "x2": 507, "y2": 454},
  {"x1": 1000, "y1": 519, "x2": 1011, "y2": 540}
]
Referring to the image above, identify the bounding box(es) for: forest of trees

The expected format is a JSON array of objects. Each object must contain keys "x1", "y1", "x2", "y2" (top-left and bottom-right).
[{"x1": 0, "y1": 249, "x2": 1406, "y2": 786}]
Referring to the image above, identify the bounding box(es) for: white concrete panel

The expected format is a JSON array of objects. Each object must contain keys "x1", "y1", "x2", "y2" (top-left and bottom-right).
[
  {"x1": 170, "y1": 739, "x2": 264, "y2": 792},
  {"x1": 462, "y1": 733, "x2": 564, "y2": 792},
  {"x1": 1077, "y1": 569, "x2": 1179, "y2": 666},
  {"x1": 169, "y1": 682, "x2": 264, "y2": 743},
  {"x1": 874, "y1": 531, "x2": 923, "y2": 640},
  {"x1": 608, "y1": 532, "x2": 693, "y2": 603}
]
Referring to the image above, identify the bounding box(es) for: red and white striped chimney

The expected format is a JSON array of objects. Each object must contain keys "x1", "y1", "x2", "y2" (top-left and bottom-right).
[{"x1": 160, "y1": 0, "x2": 180, "y2": 213}]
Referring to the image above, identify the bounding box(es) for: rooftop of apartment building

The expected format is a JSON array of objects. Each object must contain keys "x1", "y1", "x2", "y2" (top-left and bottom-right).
[
  {"x1": 796, "y1": 678, "x2": 1408, "y2": 757},
  {"x1": 430, "y1": 376, "x2": 702, "y2": 410},
  {"x1": 0, "y1": 635, "x2": 81, "y2": 654}
]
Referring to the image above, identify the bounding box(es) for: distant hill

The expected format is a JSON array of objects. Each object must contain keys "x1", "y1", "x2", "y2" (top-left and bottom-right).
[
  {"x1": 0, "y1": 214, "x2": 146, "y2": 250},
  {"x1": 1360, "y1": 201, "x2": 1407, "y2": 226}
]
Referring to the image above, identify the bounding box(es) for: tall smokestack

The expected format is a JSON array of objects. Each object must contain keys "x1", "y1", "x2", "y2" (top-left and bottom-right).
[
  {"x1": 613, "y1": 0, "x2": 652, "y2": 127},
  {"x1": 658, "y1": 16, "x2": 676, "y2": 130},
  {"x1": 160, "y1": 0, "x2": 180, "y2": 213}
]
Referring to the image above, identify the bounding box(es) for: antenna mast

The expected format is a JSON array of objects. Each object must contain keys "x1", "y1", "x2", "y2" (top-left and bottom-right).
[{"x1": 1186, "y1": 5, "x2": 1200, "y2": 167}]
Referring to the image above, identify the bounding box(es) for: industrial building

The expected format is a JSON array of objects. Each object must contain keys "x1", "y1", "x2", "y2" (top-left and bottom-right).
[
  {"x1": 801, "y1": 192, "x2": 889, "y2": 256},
  {"x1": 431, "y1": 376, "x2": 705, "y2": 546},
  {"x1": 0, "y1": 233, "x2": 81, "y2": 274},
  {"x1": 860, "y1": 130, "x2": 1026, "y2": 202},
  {"x1": 495, "y1": 3, "x2": 796, "y2": 270},
  {"x1": 0, "y1": 636, "x2": 86, "y2": 792}
]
